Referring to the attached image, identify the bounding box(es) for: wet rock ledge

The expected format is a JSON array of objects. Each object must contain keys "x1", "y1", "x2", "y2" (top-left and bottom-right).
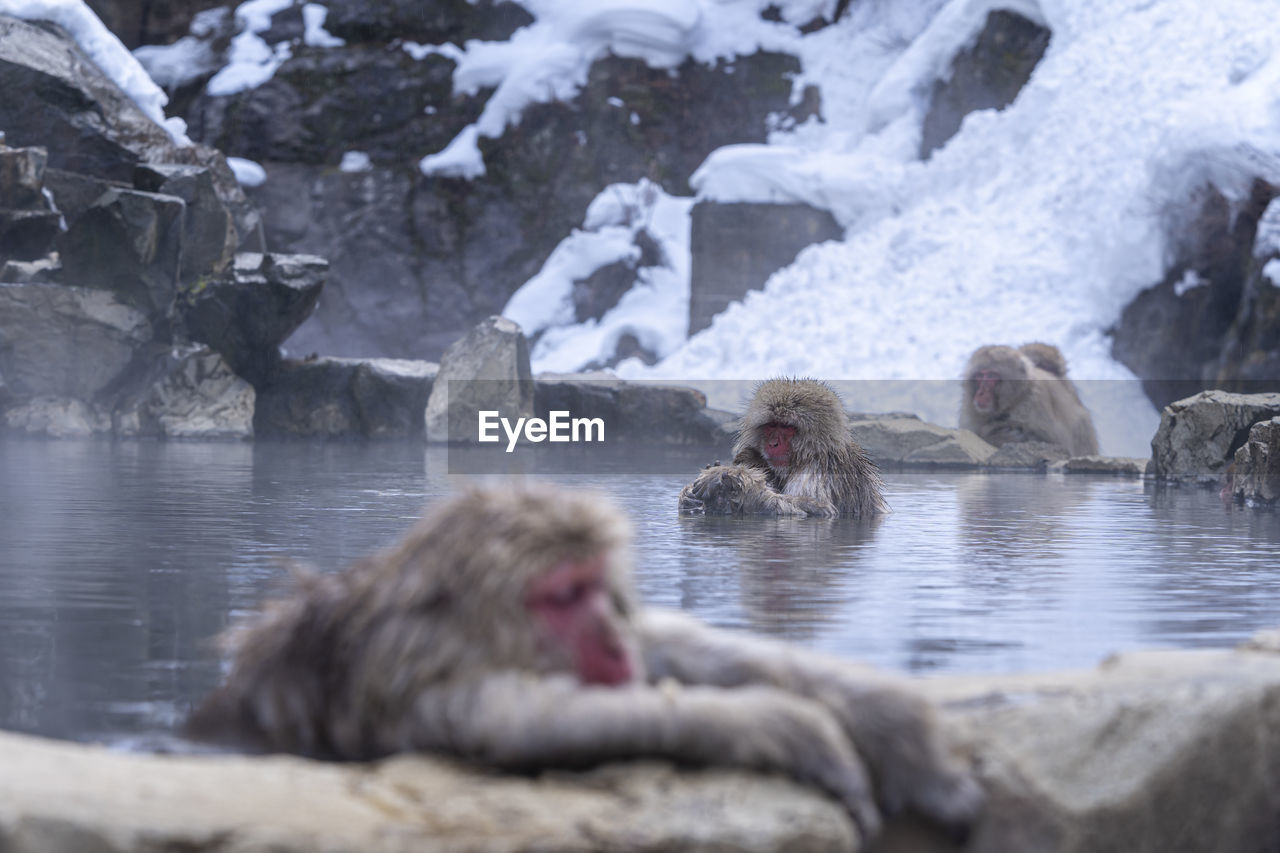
[{"x1": 3, "y1": 643, "x2": 1280, "y2": 853}]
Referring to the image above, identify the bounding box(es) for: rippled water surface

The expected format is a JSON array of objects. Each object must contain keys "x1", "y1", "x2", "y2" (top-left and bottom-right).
[{"x1": 3, "y1": 439, "x2": 1279, "y2": 742}]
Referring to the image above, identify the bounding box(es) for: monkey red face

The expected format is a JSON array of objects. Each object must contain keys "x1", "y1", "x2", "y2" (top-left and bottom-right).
[
  {"x1": 762, "y1": 423, "x2": 797, "y2": 469},
  {"x1": 971, "y1": 370, "x2": 1000, "y2": 413},
  {"x1": 526, "y1": 556, "x2": 634, "y2": 686}
]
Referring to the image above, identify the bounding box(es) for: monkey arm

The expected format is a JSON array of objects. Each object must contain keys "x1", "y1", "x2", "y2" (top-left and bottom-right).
[
  {"x1": 402, "y1": 672, "x2": 881, "y2": 837},
  {"x1": 678, "y1": 465, "x2": 833, "y2": 517},
  {"x1": 636, "y1": 609, "x2": 984, "y2": 836}
]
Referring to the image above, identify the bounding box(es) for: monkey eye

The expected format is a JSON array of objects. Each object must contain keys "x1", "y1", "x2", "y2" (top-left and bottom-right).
[{"x1": 542, "y1": 578, "x2": 597, "y2": 609}]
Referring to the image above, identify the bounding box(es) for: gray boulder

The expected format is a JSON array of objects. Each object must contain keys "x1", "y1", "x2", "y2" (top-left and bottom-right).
[
  {"x1": 0, "y1": 258, "x2": 59, "y2": 283},
  {"x1": 0, "y1": 144, "x2": 49, "y2": 208},
  {"x1": 82, "y1": 0, "x2": 228, "y2": 49},
  {"x1": 57, "y1": 186, "x2": 185, "y2": 322},
  {"x1": 3, "y1": 396, "x2": 105, "y2": 437},
  {"x1": 134, "y1": 162, "x2": 238, "y2": 286},
  {"x1": 1060, "y1": 455, "x2": 1151, "y2": 477},
  {"x1": 114, "y1": 345, "x2": 254, "y2": 439},
  {"x1": 535, "y1": 374, "x2": 736, "y2": 447},
  {"x1": 323, "y1": 0, "x2": 532, "y2": 44},
  {"x1": 920, "y1": 10, "x2": 1052, "y2": 159},
  {"x1": 0, "y1": 14, "x2": 257, "y2": 241},
  {"x1": 688, "y1": 201, "x2": 842, "y2": 335},
  {"x1": 0, "y1": 281, "x2": 151, "y2": 401},
  {"x1": 424, "y1": 316, "x2": 534, "y2": 444},
  {"x1": 182, "y1": 252, "x2": 327, "y2": 386},
  {"x1": 986, "y1": 440, "x2": 1070, "y2": 469},
  {"x1": 0, "y1": 208, "x2": 62, "y2": 261},
  {"x1": 1231, "y1": 417, "x2": 1280, "y2": 504},
  {"x1": 1150, "y1": 390, "x2": 1280, "y2": 484},
  {"x1": 256, "y1": 357, "x2": 437, "y2": 439},
  {"x1": 849, "y1": 413, "x2": 997, "y2": 468},
  {"x1": 1113, "y1": 181, "x2": 1279, "y2": 410},
  {"x1": 924, "y1": 647, "x2": 1280, "y2": 853},
  {"x1": 1214, "y1": 195, "x2": 1280, "y2": 385},
  {"x1": 0, "y1": 143, "x2": 62, "y2": 261}
]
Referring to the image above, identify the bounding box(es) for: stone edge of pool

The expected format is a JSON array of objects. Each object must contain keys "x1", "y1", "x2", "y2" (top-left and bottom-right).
[{"x1": 2, "y1": 640, "x2": 1278, "y2": 852}]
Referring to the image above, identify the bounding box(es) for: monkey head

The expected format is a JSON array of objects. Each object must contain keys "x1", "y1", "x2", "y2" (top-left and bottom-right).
[
  {"x1": 963, "y1": 346, "x2": 1030, "y2": 414},
  {"x1": 350, "y1": 485, "x2": 645, "y2": 690},
  {"x1": 735, "y1": 378, "x2": 851, "y2": 475}
]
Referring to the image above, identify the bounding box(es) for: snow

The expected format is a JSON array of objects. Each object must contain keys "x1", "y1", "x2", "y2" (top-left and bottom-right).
[
  {"x1": 206, "y1": 0, "x2": 295, "y2": 96},
  {"x1": 1174, "y1": 270, "x2": 1206, "y2": 297},
  {"x1": 134, "y1": 8, "x2": 229, "y2": 90},
  {"x1": 0, "y1": 0, "x2": 190, "y2": 144},
  {"x1": 302, "y1": 3, "x2": 343, "y2": 48},
  {"x1": 418, "y1": 125, "x2": 486, "y2": 179},
  {"x1": 504, "y1": 179, "x2": 693, "y2": 372},
  {"x1": 403, "y1": 41, "x2": 465, "y2": 63},
  {"x1": 416, "y1": 0, "x2": 800, "y2": 178},
  {"x1": 1265, "y1": 259, "x2": 1280, "y2": 288},
  {"x1": 226, "y1": 156, "x2": 267, "y2": 187},
  {"x1": 494, "y1": 0, "x2": 1280, "y2": 457},
  {"x1": 339, "y1": 150, "x2": 372, "y2": 172},
  {"x1": 1255, "y1": 198, "x2": 1280, "y2": 259}
]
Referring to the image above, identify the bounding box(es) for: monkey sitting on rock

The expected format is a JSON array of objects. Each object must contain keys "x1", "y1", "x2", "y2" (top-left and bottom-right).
[
  {"x1": 959, "y1": 343, "x2": 1099, "y2": 456},
  {"x1": 679, "y1": 378, "x2": 886, "y2": 518},
  {"x1": 186, "y1": 484, "x2": 982, "y2": 843}
]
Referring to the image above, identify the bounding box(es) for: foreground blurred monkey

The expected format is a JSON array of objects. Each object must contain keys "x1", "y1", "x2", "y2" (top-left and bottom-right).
[
  {"x1": 186, "y1": 484, "x2": 981, "y2": 842},
  {"x1": 679, "y1": 378, "x2": 885, "y2": 517},
  {"x1": 959, "y1": 343, "x2": 1100, "y2": 456}
]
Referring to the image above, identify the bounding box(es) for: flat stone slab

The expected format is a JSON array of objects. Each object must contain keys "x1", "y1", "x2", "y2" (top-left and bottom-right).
[
  {"x1": 850, "y1": 413, "x2": 997, "y2": 468},
  {"x1": 0, "y1": 733, "x2": 854, "y2": 853},
  {"x1": 1058, "y1": 455, "x2": 1151, "y2": 476}
]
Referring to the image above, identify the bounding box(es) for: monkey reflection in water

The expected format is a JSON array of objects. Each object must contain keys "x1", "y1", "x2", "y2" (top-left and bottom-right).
[
  {"x1": 186, "y1": 484, "x2": 982, "y2": 843},
  {"x1": 680, "y1": 378, "x2": 887, "y2": 518}
]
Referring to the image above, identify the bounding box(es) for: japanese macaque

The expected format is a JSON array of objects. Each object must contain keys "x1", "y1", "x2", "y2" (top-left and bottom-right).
[
  {"x1": 959, "y1": 343, "x2": 1100, "y2": 456},
  {"x1": 679, "y1": 378, "x2": 886, "y2": 518},
  {"x1": 186, "y1": 484, "x2": 982, "y2": 842}
]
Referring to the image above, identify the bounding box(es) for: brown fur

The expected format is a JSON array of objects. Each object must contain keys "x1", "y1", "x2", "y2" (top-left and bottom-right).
[
  {"x1": 1017, "y1": 342, "x2": 1068, "y2": 377},
  {"x1": 959, "y1": 344, "x2": 1100, "y2": 456},
  {"x1": 679, "y1": 378, "x2": 886, "y2": 517},
  {"x1": 186, "y1": 484, "x2": 982, "y2": 841}
]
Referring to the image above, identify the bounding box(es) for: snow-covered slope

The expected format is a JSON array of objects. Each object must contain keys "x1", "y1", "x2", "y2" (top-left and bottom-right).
[{"x1": 503, "y1": 0, "x2": 1280, "y2": 455}]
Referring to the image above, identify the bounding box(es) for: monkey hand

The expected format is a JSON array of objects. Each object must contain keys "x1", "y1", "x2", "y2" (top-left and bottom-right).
[
  {"x1": 810, "y1": 678, "x2": 985, "y2": 842},
  {"x1": 678, "y1": 465, "x2": 759, "y2": 515}
]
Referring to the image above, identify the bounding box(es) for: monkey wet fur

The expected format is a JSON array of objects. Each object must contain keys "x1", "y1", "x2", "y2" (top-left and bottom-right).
[
  {"x1": 680, "y1": 378, "x2": 886, "y2": 517},
  {"x1": 186, "y1": 484, "x2": 981, "y2": 842}
]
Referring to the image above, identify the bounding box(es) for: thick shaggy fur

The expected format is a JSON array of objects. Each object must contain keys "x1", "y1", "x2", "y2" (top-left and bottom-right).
[
  {"x1": 185, "y1": 484, "x2": 983, "y2": 841},
  {"x1": 186, "y1": 487, "x2": 638, "y2": 758},
  {"x1": 958, "y1": 343, "x2": 1100, "y2": 456},
  {"x1": 679, "y1": 378, "x2": 886, "y2": 518}
]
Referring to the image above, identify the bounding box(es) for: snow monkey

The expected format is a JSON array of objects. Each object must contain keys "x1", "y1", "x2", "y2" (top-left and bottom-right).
[
  {"x1": 185, "y1": 484, "x2": 982, "y2": 842},
  {"x1": 959, "y1": 343, "x2": 1100, "y2": 456},
  {"x1": 678, "y1": 378, "x2": 886, "y2": 518}
]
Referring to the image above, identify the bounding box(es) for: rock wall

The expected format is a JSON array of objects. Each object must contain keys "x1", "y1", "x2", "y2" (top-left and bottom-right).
[
  {"x1": 0, "y1": 14, "x2": 323, "y2": 439},
  {"x1": 1149, "y1": 390, "x2": 1280, "y2": 485},
  {"x1": 1113, "y1": 181, "x2": 1280, "y2": 409},
  {"x1": 169, "y1": 1, "x2": 811, "y2": 361}
]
